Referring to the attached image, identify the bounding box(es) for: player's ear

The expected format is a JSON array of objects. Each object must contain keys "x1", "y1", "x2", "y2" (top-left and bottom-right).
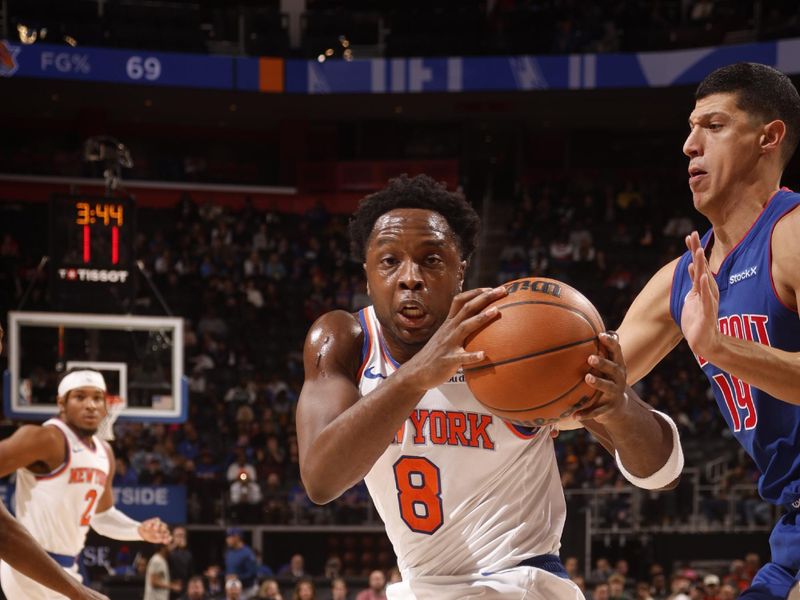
[
  {"x1": 457, "y1": 261, "x2": 466, "y2": 291},
  {"x1": 56, "y1": 394, "x2": 66, "y2": 413},
  {"x1": 760, "y1": 119, "x2": 786, "y2": 156}
]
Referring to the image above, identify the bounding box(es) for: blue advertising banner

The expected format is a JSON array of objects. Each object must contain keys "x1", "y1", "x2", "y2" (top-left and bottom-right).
[
  {"x1": 2, "y1": 37, "x2": 800, "y2": 94},
  {"x1": 0, "y1": 482, "x2": 184, "y2": 523},
  {"x1": 112, "y1": 486, "x2": 186, "y2": 524},
  {"x1": 0, "y1": 42, "x2": 234, "y2": 89}
]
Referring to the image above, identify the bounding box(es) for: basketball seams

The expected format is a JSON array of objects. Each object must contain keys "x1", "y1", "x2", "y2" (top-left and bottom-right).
[
  {"x1": 492, "y1": 299, "x2": 602, "y2": 336},
  {"x1": 463, "y1": 336, "x2": 598, "y2": 373}
]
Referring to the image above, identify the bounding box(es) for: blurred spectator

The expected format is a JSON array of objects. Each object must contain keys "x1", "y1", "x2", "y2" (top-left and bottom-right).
[
  {"x1": 609, "y1": 573, "x2": 633, "y2": 600},
  {"x1": 355, "y1": 570, "x2": 386, "y2": 600},
  {"x1": 564, "y1": 557, "x2": 579, "y2": 580},
  {"x1": 204, "y1": 565, "x2": 225, "y2": 599},
  {"x1": 145, "y1": 544, "x2": 182, "y2": 600},
  {"x1": 292, "y1": 577, "x2": 316, "y2": 600},
  {"x1": 718, "y1": 584, "x2": 737, "y2": 600},
  {"x1": 669, "y1": 573, "x2": 692, "y2": 600},
  {"x1": 226, "y1": 578, "x2": 244, "y2": 600},
  {"x1": 634, "y1": 581, "x2": 654, "y2": 600},
  {"x1": 702, "y1": 574, "x2": 721, "y2": 600},
  {"x1": 180, "y1": 576, "x2": 209, "y2": 600},
  {"x1": 229, "y1": 471, "x2": 263, "y2": 523},
  {"x1": 257, "y1": 579, "x2": 284, "y2": 600},
  {"x1": 113, "y1": 456, "x2": 139, "y2": 485},
  {"x1": 225, "y1": 529, "x2": 258, "y2": 599},
  {"x1": 590, "y1": 558, "x2": 614, "y2": 586},
  {"x1": 278, "y1": 553, "x2": 306, "y2": 580},
  {"x1": 593, "y1": 582, "x2": 611, "y2": 600},
  {"x1": 227, "y1": 449, "x2": 258, "y2": 483},
  {"x1": 169, "y1": 526, "x2": 195, "y2": 599},
  {"x1": 324, "y1": 555, "x2": 343, "y2": 579},
  {"x1": 329, "y1": 577, "x2": 349, "y2": 600},
  {"x1": 722, "y1": 560, "x2": 749, "y2": 592}
]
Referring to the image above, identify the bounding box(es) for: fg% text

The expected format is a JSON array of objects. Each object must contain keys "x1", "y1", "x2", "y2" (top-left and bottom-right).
[{"x1": 40, "y1": 51, "x2": 91, "y2": 74}]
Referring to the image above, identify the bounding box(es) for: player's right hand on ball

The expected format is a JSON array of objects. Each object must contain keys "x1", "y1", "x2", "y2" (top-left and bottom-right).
[{"x1": 405, "y1": 286, "x2": 506, "y2": 391}]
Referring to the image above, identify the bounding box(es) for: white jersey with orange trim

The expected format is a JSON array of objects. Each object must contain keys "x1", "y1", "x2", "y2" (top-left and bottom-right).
[
  {"x1": 12, "y1": 418, "x2": 110, "y2": 556},
  {"x1": 358, "y1": 305, "x2": 567, "y2": 581}
]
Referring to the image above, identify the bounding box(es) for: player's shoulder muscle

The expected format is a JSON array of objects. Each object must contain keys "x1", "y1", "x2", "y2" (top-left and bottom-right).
[
  {"x1": 0, "y1": 424, "x2": 65, "y2": 474},
  {"x1": 302, "y1": 309, "x2": 364, "y2": 381}
]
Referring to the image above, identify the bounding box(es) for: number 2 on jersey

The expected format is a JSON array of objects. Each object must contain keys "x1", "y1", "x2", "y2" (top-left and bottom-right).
[
  {"x1": 80, "y1": 489, "x2": 99, "y2": 526},
  {"x1": 393, "y1": 456, "x2": 443, "y2": 534}
]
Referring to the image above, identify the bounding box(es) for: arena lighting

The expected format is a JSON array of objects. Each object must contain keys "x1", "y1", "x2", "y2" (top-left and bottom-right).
[
  {"x1": 16, "y1": 24, "x2": 37, "y2": 44},
  {"x1": 64, "y1": 35, "x2": 77, "y2": 47},
  {"x1": 317, "y1": 35, "x2": 354, "y2": 63}
]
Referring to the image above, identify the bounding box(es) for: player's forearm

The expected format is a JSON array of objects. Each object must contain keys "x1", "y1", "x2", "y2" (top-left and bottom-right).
[
  {"x1": 602, "y1": 388, "x2": 676, "y2": 479},
  {"x1": 704, "y1": 335, "x2": 800, "y2": 405},
  {"x1": 301, "y1": 370, "x2": 425, "y2": 504},
  {"x1": 0, "y1": 509, "x2": 84, "y2": 599}
]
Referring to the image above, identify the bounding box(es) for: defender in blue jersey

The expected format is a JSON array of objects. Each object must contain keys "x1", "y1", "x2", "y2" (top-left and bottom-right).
[{"x1": 618, "y1": 63, "x2": 800, "y2": 600}]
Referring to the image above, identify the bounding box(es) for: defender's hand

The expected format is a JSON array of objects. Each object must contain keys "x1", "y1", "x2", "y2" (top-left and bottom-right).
[
  {"x1": 681, "y1": 231, "x2": 721, "y2": 358},
  {"x1": 405, "y1": 286, "x2": 506, "y2": 392},
  {"x1": 575, "y1": 332, "x2": 631, "y2": 424},
  {"x1": 138, "y1": 517, "x2": 171, "y2": 544}
]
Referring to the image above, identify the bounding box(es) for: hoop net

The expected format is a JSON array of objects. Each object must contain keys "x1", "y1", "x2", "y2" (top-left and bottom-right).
[{"x1": 99, "y1": 394, "x2": 125, "y2": 441}]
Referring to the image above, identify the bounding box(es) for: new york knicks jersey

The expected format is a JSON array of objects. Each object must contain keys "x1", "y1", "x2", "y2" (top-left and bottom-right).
[
  {"x1": 670, "y1": 189, "x2": 800, "y2": 507},
  {"x1": 358, "y1": 306, "x2": 567, "y2": 579},
  {"x1": 13, "y1": 418, "x2": 111, "y2": 556}
]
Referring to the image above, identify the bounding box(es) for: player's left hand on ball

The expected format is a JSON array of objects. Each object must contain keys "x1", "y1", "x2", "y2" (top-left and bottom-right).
[
  {"x1": 138, "y1": 517, "x2": 172, "y2": 544},
  {"x1": 575, "y1": 331, "x2": 630, "y2": 425}
]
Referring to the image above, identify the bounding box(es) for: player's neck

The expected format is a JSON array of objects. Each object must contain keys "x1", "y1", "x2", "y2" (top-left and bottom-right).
[
  {"x1": 707, "y1": 179, "x2": 780, "y2": 267},
  {"x1": 62, "y1": 419, "x2": 97, "y2": 447}
]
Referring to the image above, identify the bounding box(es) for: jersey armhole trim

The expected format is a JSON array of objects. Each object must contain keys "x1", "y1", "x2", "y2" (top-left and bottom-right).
[
  {"x1": 768, "y1": 202, "x2": 800, "y2": 315},
  {"x1": 503, "y1": 420, "x2": 542, "y2": 439},
  {"x1": 356, "y1": 308, "x2": 374, "y2": 381},
  {"x1": 669, "y1": 255, "x2": 683, "y2": 326}
]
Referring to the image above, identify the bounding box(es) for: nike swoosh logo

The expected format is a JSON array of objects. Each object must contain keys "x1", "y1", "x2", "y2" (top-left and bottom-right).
[
  {"x1": 364, "y1": 366, "x2": 386, "y2": 380},
  {"x1": 72, "y1": 448, "x2": 83, "y2": 453}
]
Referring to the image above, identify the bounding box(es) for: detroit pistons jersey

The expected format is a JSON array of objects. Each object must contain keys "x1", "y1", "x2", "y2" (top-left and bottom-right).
[
  {"x1": 358, "y1": 305, "x2": 567, "y2": 580},
  {"x1": 13, "y1": 418, "x2": 110, "y2": 556},
  {"x1": 670, "y1": 189, "x2": 800, "y2": 507}
]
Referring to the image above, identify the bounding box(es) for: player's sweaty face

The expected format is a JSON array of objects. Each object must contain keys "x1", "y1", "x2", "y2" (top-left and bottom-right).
[
  {"x1": 62, "y1": 386, "x2": 107, "y2": 433},
  {"x1": 683, "y1": 92, "x2": 764, "y2": 213},
  {"x1": 364, "y1": 208, "x2": 464, "y2": 358}
]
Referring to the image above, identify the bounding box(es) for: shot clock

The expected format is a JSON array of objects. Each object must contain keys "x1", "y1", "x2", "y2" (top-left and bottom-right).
[{"x1": 50, "y1": 195, "x2": 136, "y2": 312}]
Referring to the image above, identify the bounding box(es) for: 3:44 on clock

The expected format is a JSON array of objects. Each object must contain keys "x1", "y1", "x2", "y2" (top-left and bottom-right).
[{"x1": 76, "y1": 202, "x2": 124, "y2": 226}]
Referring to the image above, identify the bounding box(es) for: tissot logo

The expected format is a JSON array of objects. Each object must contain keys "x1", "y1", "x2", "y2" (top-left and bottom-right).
[
  {"x1": 729, "y1": 266, "x2": 757, "y2": 285},
  {"x1": 59, "y1": 268, "x2": 130, "y2": 283}
]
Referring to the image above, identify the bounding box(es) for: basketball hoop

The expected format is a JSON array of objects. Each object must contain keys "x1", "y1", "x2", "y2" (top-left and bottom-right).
[{"x1": 98, "y1": 394, "x2": 125, "y2": 441}]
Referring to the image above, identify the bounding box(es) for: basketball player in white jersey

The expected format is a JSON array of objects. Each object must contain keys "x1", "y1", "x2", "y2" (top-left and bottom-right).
[
  {"x1": 0, "y1": 367, "x2": 171, "y2": 599},
  {"x1": 297, "y1": 174, "x2": 685, "y2": 600},
  {"x1": 0, "y1": 324, "x2": 108, "y2": 600}
]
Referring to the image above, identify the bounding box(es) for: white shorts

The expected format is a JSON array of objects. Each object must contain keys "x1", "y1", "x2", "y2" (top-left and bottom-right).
[
  {"x1": 387, "y1": 566, "x2": 585, "y2": 600},
  {"x1": 0, "y1": 560, "x2": 81, "y2": 600}
]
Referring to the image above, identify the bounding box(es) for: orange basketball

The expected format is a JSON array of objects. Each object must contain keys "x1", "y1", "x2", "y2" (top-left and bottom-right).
[{"x1": 464, "y1": 277, "x2": 605, "y2": 428}]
